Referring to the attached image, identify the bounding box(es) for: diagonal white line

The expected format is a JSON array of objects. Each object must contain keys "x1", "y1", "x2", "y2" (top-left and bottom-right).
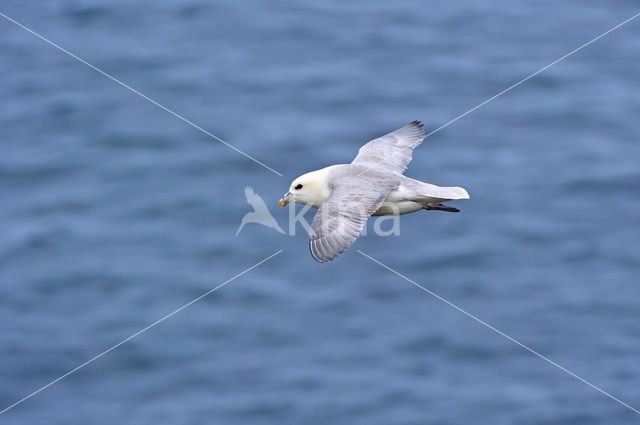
[
  {"x1": 0, "y1": 11, "x2": 283, "y2": 177},
  {"x1": 357, "y1": 250, "x2": 640, "y2": 415},
  {"x1": 0, "y1": 250, "x2": 283, "y2": 415},
  {"x1": 358, "y1": 10, "x2": 640, "y2": 177}
]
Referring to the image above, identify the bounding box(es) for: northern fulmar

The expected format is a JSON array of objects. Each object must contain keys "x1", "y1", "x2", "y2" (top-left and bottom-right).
[{"x1": 279, "y1": 121, "x2": 469, "y2": 262}]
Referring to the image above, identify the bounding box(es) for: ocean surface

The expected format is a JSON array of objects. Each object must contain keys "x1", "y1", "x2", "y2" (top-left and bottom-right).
[{"x1": 1, "y1": 1, "x2": 639, "y2": 424}]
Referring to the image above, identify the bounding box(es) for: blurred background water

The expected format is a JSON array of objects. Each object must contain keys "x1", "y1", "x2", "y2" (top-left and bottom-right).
[{"x1": 1, "y1": 1, "x2": 640, "y2": 424}]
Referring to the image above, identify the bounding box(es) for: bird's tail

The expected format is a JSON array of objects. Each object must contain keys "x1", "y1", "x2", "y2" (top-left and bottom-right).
[{"x1": 415, "y1": 183, "x2": 469, "y2": 202}]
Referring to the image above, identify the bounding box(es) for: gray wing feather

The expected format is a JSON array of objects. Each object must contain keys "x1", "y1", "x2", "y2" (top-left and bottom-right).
[
  {"x1": 309, "y1": 169, "x2": 399, "y2": 262},
  {"x1": 351, "y1": 121, "x2": 425, "y2": 174}
]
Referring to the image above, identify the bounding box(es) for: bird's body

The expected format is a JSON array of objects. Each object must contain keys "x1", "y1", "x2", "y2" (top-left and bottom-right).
[
  {"x1": 279, "y1": 121, "x2": 468, "y2": 262},
  {"x1": 376, "y1": 173, "x2": 467, "y2": 215},
  {"x1": 296, "y1": 164, "x2": 467, "y2": 215}
]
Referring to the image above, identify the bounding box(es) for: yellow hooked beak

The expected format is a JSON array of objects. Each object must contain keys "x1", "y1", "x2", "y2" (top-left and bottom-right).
[{"x1": 278, "y1": 191, "x2": 292, "y2": 207}]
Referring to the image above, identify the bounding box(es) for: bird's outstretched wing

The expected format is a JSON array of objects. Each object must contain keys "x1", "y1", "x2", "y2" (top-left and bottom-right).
[
  {"x1": 309, "y1": 170, "x2": 399, "y2": 262},
  {"x1": 351, "y1": 121, "x2": 425, "y2": 175},
  {"x1": 244, "y1": 186, "x2": 256, "y2": 200},
  {"x1": 244, "y1": 186, "x2": 269, "y2": 212}
]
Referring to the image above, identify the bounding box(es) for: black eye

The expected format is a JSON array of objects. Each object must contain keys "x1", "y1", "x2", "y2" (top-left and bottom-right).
[{"x1": 294, "y1": 184, "x2": 303, "y2": 190}]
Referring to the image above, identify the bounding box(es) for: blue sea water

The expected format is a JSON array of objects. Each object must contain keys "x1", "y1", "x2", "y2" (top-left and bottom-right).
[{"x1": 1, "y1": 1, "x2": 640, "y2": 424}]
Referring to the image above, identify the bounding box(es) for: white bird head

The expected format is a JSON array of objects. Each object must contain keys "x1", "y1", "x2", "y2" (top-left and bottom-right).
[{"x1": 278, "y1": 166, "x2": 334, "y2": 208}]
